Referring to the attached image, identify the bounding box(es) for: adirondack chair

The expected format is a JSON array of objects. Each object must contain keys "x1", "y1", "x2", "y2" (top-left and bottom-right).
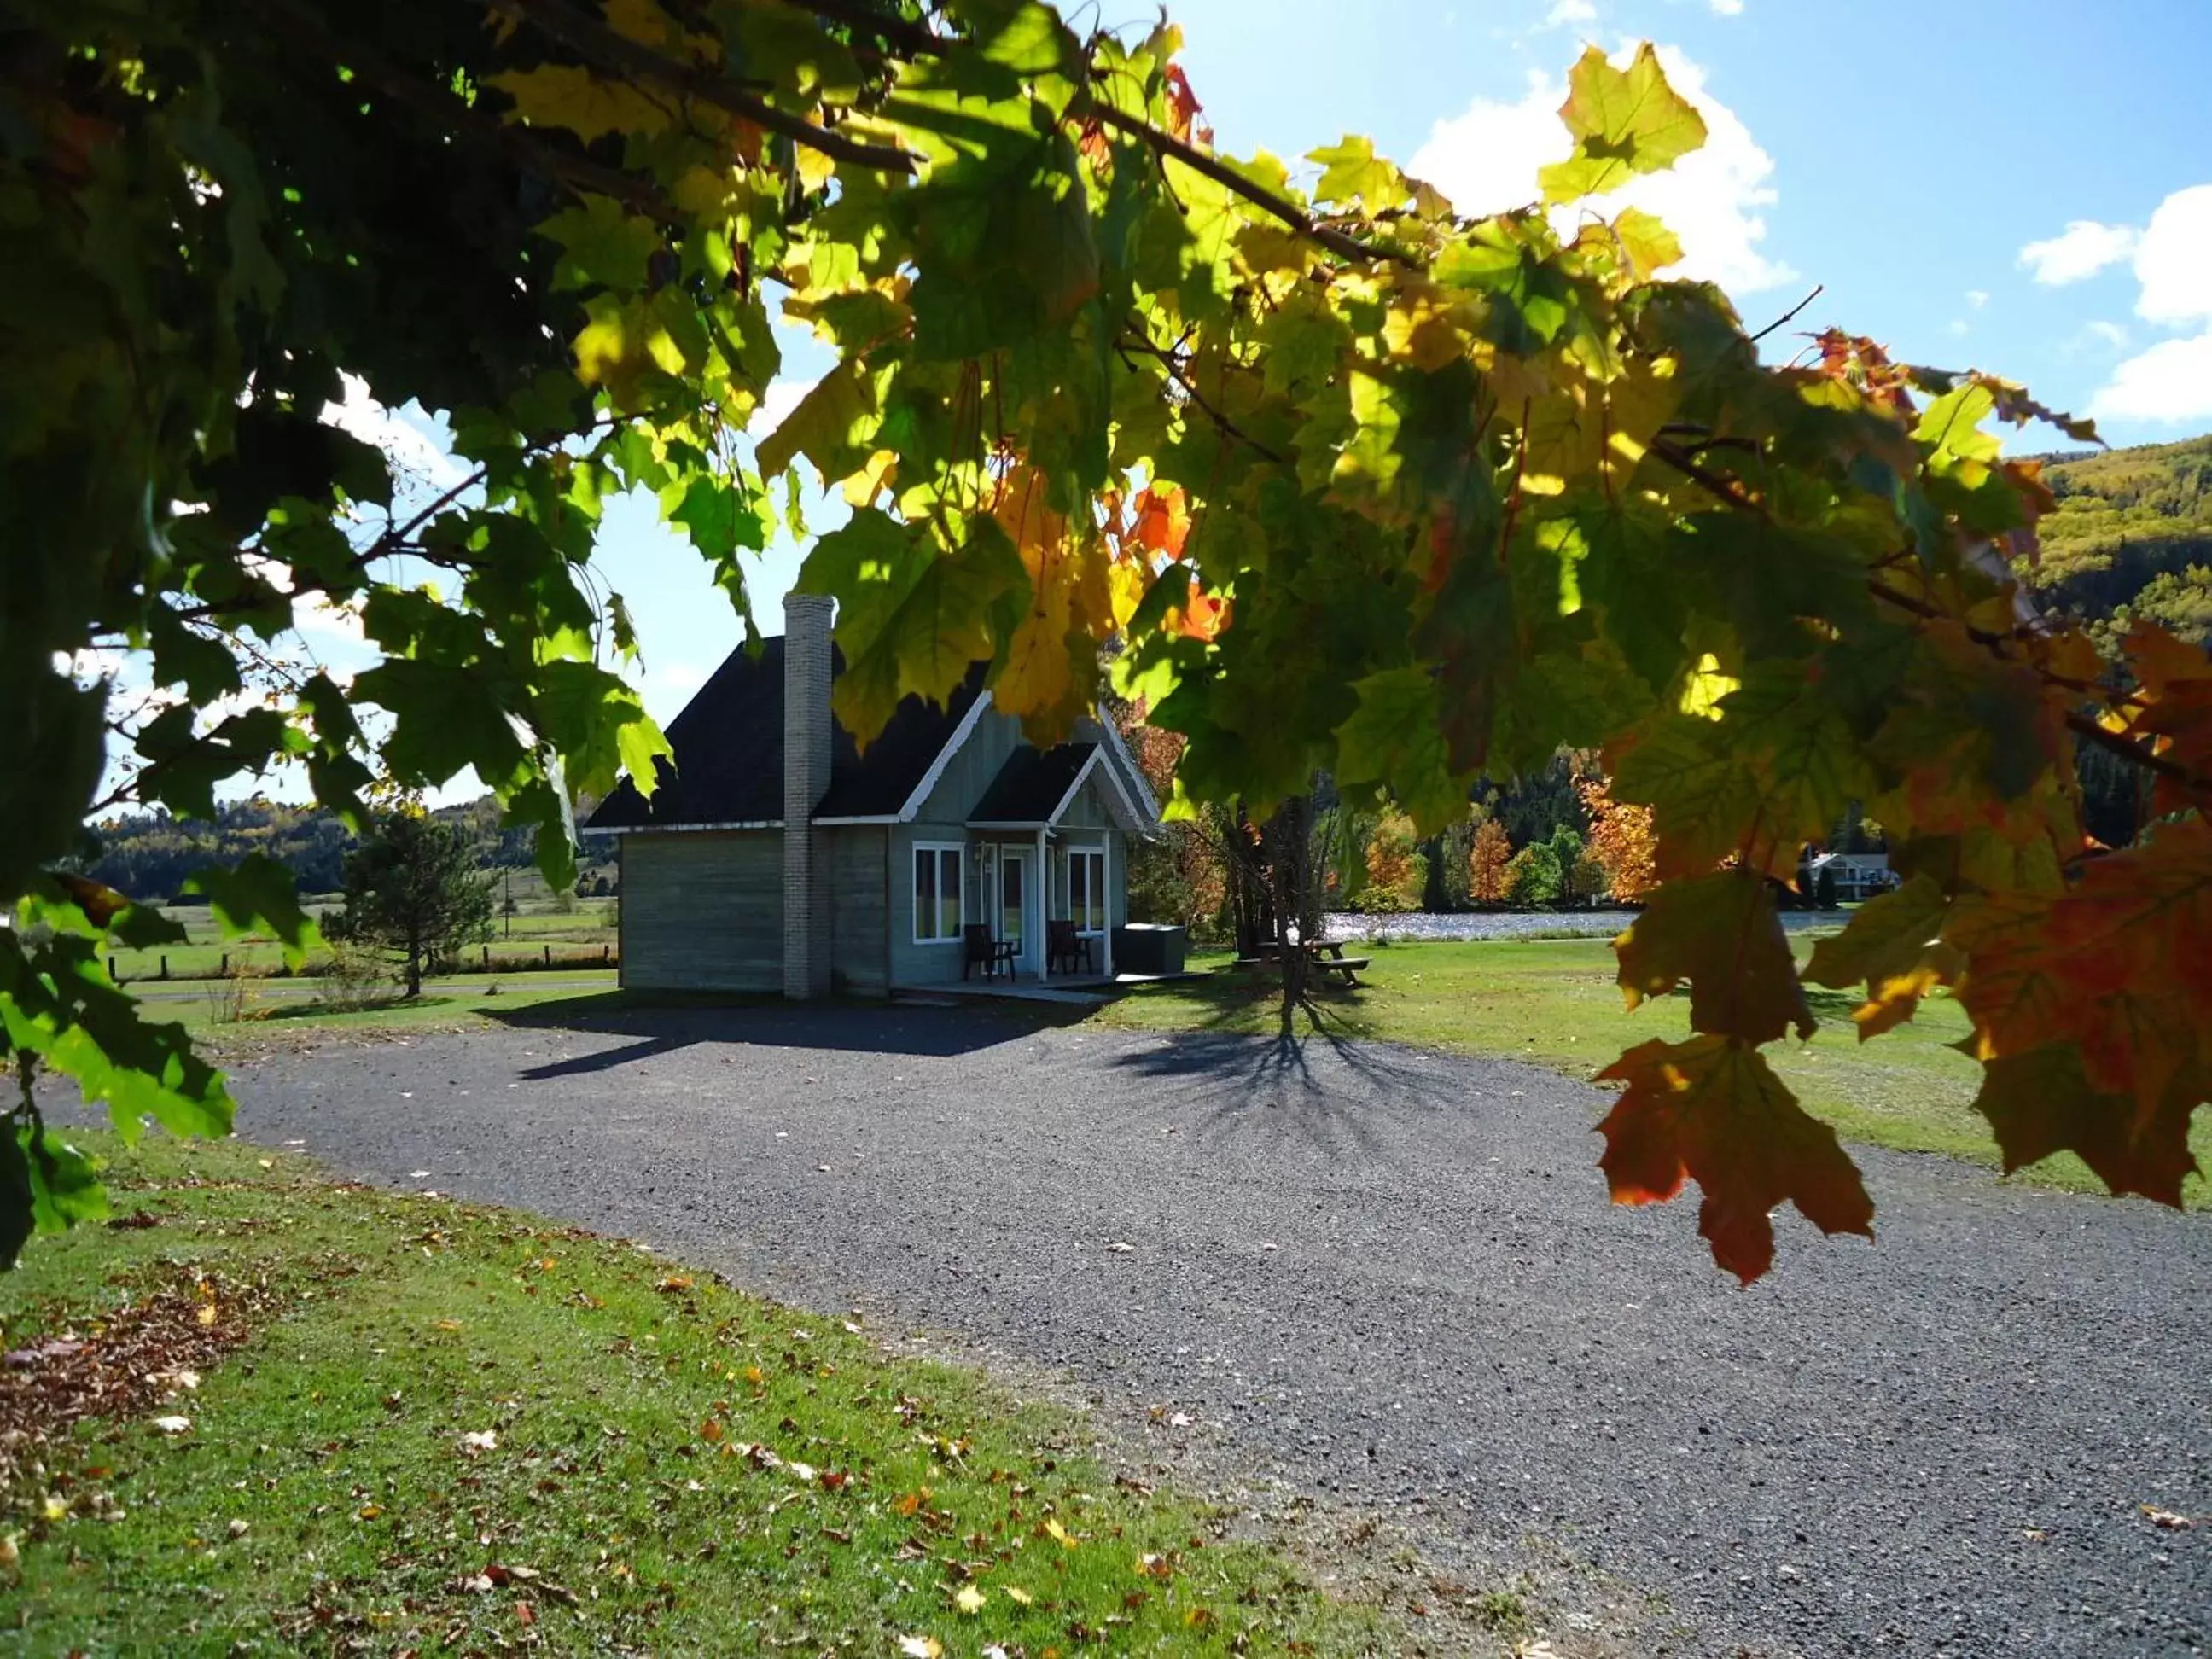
[
  {"x1": 1045, "y1": 918, "x2": 1094, "y2": 977},
  {"x1": 963, "y1": 923, "x2": 1016, "y2": 981}
]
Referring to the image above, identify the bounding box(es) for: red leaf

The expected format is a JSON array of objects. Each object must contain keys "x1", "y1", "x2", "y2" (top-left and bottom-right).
[{"x1": 1596, "y1": 1036, "x2": 1874, "y2": 1284}]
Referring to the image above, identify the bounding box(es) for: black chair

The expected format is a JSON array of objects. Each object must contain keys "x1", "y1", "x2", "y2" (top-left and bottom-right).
[
  {"x1": 1046, "y1": 918, "x2": 1095, "y2": 976},
  {"x1": 962, "y1": 923, "x2": 1017, "y2": 981}
]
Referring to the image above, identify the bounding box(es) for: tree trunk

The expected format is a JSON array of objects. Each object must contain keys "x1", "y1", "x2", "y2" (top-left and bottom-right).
[
  {"x1": 405, "y1": 940, "x2": 422, "y2": 999},
  {"x1": 1265, "y1": 795, "x2": 1316, "y2": 1039}
]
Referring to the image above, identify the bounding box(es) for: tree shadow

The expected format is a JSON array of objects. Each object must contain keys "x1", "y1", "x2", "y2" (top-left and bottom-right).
[
  {"x1": 1102, "y1": 998, "x2": 1452, "y2": 1161},
  {"x1": 480, "y1": 990, "x2": 1084, "y2": 1080}
]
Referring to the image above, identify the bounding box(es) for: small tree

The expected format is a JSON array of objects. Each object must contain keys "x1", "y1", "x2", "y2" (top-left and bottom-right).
[
  {"x1": 1361, "y1": 812, "x2": 1428, "y2": 911},
  {"x1": 1505, "y1": 842, "x2": 1563, "y2": 907},
  {"x1": 336, "y1": 808, "x2": 495, "y2": 998},
  {"x1": 1468, "y1": 818, "x2": 1513, "y2": 905},
  {"x1": 1549, "y1": 827, "x2": 1588, "y2": 905}
]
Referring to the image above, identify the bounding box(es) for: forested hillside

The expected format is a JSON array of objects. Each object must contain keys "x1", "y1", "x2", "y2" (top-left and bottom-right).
[
  {"x1": 2025, "y1": 434, "x2": 2212, "y2": 645},
  {"x1": 78, "y1": 796, "x2": 608, "y2": 902}
]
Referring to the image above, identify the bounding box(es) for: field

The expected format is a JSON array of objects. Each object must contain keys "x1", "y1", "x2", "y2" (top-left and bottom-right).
[
  {"x1": 103, "y1": 867, "x2": 621, "y2": 985},
  {"x1": 1095, "y1": 936, "x2": 2212, "y2": 1206},
  {"x1": 0, "y1": 1133, "x2": 1434, "y2": 1656}
]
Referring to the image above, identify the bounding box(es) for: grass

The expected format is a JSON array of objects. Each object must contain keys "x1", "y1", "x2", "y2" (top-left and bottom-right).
[
  {"x1": 103, "y1": 896, "x2": 620, "y2": 985},
  {"x1": 0, "y1": 1133, "x2": 1429, "y2": 1656},
  {"x1": 1091, "y1": 937, "x2": 2212, "y2": 1206}
]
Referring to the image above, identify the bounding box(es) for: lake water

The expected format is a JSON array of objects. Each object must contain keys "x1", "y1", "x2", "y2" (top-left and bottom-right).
[{"x1": 1318, "y1": 909, "x2": 1836, "y2": 942}]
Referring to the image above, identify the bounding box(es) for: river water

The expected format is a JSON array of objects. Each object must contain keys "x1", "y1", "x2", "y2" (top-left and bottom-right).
[{"x1": 1318, "y1": 908, "x2": 1837, "y2": 942}]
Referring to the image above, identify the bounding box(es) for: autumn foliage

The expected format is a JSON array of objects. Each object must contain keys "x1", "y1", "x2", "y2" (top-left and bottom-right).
[
  {"x1": 1467, "y1": 820, "x2": 1514, "y2": 905},
  {"x1": 1578, "y1": 777, "x2": 1657, "y2": 903},
  {"x1": 9, "y1": 2, "x2": 2208, "y2": 1281}
]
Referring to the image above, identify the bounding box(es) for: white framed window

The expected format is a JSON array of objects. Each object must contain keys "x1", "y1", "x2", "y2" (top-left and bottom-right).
[
  {"x1": 912, "y1": 842, "x2": 965, "y2": 943},
  {"x1": 1067, "y1": 846, "x2": 1106, "y2": 934}
]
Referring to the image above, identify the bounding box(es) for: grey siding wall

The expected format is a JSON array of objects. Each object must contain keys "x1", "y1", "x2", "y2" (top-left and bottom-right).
[
  {"x1": 826, "y1": 825, "x2": 890, "y2": 995},
  {"x1": 888, "y1": 821, "x2": 972, "y2": 986},
  {"x1": 619, "y1": 831, "x2": 782, "y2": 992}
]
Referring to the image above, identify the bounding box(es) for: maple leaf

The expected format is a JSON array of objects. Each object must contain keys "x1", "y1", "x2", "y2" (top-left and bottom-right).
[
  {"x1": 1968, "y1": 1042, "x2": 2202, "y2": 1208},
  {"x1": 488, "y1": 66, "x2": 673, "y2": 143},
  {"x1": 1597, "y1": 1036, "x2": 1874, "y2": 1284},
  {"x1": 1540, "y1": 44, "x2": 1708, "y2": 204},
  {"x1": 1802, "y1": 874, "x2": 1962, "y2": 1039},
  {"x1": 1615, "y1": 871, "x2": 1814, "y2": 1044}
]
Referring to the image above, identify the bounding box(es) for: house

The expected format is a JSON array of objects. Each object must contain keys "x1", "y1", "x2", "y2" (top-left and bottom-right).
[
  {"x1": 1807, "y1": 851, "x2": 1895, "y2": 903},
  {"x1": 589, "y1": 595, "x2": 1162, "y2": 998}
]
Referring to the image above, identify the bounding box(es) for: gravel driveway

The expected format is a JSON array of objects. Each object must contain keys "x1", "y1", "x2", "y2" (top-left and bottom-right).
[{"x1": 186, "y1": 1004, "x2": 2208, "y2": 1657}]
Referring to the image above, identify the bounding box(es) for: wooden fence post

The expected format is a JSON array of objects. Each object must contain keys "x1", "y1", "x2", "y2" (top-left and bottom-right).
[
  {"x1": 220, "y1": 952, "x2": 229, "y2": 977},
  {"x1": 159, "y1": 954, "x2": 168, "y2": 981},
  {"x1": 543, "y1": 944, "x2": 551, "y2": 967}
]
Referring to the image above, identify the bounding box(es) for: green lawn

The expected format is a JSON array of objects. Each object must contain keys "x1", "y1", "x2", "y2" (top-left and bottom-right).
[
  {"x1": 0, "y1": 1134, "x2": 1439, "y2": 1656},
  {"x1": 1092, "y1": 937, "x2": 2212, "y2": 1206},
  {"x1": 103, "y1": 898, "x2": 620, "y2": 985}
]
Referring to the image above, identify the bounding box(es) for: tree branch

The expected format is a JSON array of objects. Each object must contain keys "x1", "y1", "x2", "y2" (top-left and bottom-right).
[
  {"x1": 487, "y1": 0, "x2": 918, "y2": 173},
  {"x1": 1748, "y1": 282, "x2": 1824, "y2": 344},
  {"x1": 1084, "y1": 102, "x2": 1418, "y2": 269},
  {"x1": 1119, "y1": 335, "x2": 1286, "y2": 462}
]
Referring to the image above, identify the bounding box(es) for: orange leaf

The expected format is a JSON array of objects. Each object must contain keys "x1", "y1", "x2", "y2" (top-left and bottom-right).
[{"x1": 1596, "y1": 1036, "x2": 1874, "y2": 1284}]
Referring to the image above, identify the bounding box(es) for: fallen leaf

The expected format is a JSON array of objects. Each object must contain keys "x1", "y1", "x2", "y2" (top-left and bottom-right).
[
  {"x1": 2141, "y1": 1504, "x2": 2197, "y2": 1530},
  {"x1": 195, "y1": 1305, "x2": 218, "y2": 1328},
  {"x1": 459, "y1": 1429, "x2": 498, "y2": 1455},
  {"x1": 897, "y1": 1638, "x2": 944, "y2": 1658},
  {"x1": 699, "y1": 1417, "x2": 725, "y2": 1443},
  {"x1": 1004, "y1": 1585, "x2": 1034, "y2": 1606},
  {"x1": 515, "y1": 1602, "x2": 537, "y2": 1627},
  {"x1": 1044, "y1": 1517, "x2": 1077, "y2": 1548},
  {"x1": 953, "y1": 1584, "x2": 987, "y2": 1615},
  {"x1": 227, "y1": 1519, "x2": 249, "y2": 1539},
  {"x1": 1107, "y1": 1241, "x2": 1135, "y2": 1254},
  {"x1": 152, "y1": 1415, "x2": 192, "y2": 1435},
  {"x1": 656, "y1": 1276, "x2": 694, "y2": 1293}
]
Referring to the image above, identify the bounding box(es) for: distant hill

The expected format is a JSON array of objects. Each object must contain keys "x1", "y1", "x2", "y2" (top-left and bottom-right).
[
  {"x1": 2023, "y1": 433, "x2": 2212, "y2": 646},
  {"x1": 77, "y1": 795, "x2": 612, "y2": 904}
]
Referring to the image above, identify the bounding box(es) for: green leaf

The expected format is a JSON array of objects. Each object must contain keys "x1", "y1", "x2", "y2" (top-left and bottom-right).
[
  {"x1": 1307, "y1": 135, "x2": 1404, "y2": 208},
  {"x1": 541, "y1": 194, "x2": 662, "y2": 293},
  {"x1": 1332, "y1": 668, "x2": 1471, "y2": 837},
  {"x1": 23, "y1": 1124, "x2": 108, "y2": 1236},
  {"x1": 1615, "y1": 870, "x2": 1814, "y2": 1044},
  {"x1": 183, "y1": 853, "x2": 321, "y2": 967},
  {"x1": 1539, "y1": 44, "x2": 1708, "y2": 203}
]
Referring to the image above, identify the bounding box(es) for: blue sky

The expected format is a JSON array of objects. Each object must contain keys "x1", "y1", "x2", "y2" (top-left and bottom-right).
[{"x1": 209, "y1": 0, "x2": 2212, "y2": 806}]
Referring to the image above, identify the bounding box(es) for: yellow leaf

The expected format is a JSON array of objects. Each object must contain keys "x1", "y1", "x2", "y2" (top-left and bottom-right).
[
  {"x1": 1678, "y1": 653, "x2": 1738, "y2": 720},
  {"x1": 953, "y1": 1584, "x2": 987, "y2": 1615},
  {"x1": 897, "y1": 1638, "x2": 943, "y2": 1659},
  {"x1": 489, "y1": 66, "x2": 672, "y2": 143},
  {"x1": 1003, "y1": 1585, "x2": 1034, "y2": 1605},
  {"x1": 992, "y1": 466, "x2": 1109, "y2": 740},
  {"x1": 1043, "y1": 1516, "x2": 1077, "y2": 1548},
  {"x1": 195, "y1": 1305, "x2": 218, "y2": 1327}
]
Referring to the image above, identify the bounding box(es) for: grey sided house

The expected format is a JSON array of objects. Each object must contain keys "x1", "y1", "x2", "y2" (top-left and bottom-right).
[{"x1": 589, "y1": 594, "x2": 1163, "y2": 998}]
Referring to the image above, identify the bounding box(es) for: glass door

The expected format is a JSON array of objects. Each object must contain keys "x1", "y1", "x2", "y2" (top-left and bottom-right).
[{"x1": 998, "y1": 849, "x2": 1027, "y2": 973}]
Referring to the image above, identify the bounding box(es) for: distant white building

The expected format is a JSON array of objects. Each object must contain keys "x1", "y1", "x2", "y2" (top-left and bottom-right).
[{"x1": 1808, "y1": 852, "x2": 1895, "y2": 902}]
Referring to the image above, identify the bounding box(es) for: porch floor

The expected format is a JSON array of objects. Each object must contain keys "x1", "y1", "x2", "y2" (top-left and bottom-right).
[{"x1": 890, "y1": 969, "x2": 1206, "y2": 1009}]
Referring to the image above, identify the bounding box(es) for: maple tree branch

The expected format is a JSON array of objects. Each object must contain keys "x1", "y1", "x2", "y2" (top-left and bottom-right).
[
  {"x1": 1748, "y1": 282, "x2": 1824, "y2": 344},
  {"x1": 1084, "y1": 102, "x2": 1418, "y2": 269},
  {"x1": 1120, "y1": 335, "x2": 1288, "y2": 463},
  {"x1": 487, "y1": 0, "x2": 919, "y2": 173}
]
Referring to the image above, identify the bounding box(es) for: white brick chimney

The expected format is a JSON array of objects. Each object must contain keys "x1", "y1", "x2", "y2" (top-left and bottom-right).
[{"x1": 782, "y1": 592, "x2": 834, "y2": 999}]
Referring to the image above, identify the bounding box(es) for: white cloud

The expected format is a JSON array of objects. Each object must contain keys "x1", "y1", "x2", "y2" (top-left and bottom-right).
[
  {"x1": 2089, "y1": 330, "x2": 2212, "y2": 423},
  {"x1": 2076, "y1": 183, "x2": 2212, "y2": 424},
  {"x1": 1710, "y1": 0, "x2": 1745, "y2": 14},
  {"x1": 321, "y1": 374, "x2": 469, "y2": 490},
  {"x1": 2017, "y1": 219, "x2": 2138, "y2": 286},
  {"x1": 1965, "y1": 289, "x2": 1988, "y2": 310},
  {"x1": 1946, "y1": 318, "x2": 1970, "y2": 337},
  {"x1": 2132, "y1": 183, "x2": 2212, "y2": 326},
  {"x1": 1543, "y1": 0, "x2": 1597, "y2": 24},
  {"x1": 756, "y1": 375, "x2": 819, "y2": 434},
  {"x1": 1409, "y1": 45, "x2": 1795, "y2": 295}
]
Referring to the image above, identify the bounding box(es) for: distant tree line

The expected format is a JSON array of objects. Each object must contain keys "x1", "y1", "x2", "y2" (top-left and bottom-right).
[{"x1": 73, "y1": 795, "x2": 613, "y2": 902}]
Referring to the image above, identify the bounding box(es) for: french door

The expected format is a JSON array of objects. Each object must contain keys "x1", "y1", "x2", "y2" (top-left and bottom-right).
[{"x1": 997, "y1": 848, "x2": 1030, "y2": 975}]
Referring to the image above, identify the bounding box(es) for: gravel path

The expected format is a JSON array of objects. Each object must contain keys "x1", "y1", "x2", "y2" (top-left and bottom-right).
[{"x1": 178, "y1": 1007, "x2": 2209, "y2": 1656}]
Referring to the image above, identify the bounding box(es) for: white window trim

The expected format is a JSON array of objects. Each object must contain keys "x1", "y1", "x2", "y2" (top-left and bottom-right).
[
  {"x1": 1063, "y1": 842, "x2": 1108, "y2": 937},
  {"x1": 911, "y1": 841, "x2": 967, "y2": 945}
]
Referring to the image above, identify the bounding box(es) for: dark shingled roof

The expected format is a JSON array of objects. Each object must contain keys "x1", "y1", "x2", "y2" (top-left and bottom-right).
[
  {"x1": 966, "y1": 742, "x2": 1095, "y2": 826},
  {"x1": 587, "y1": 641, "x2": 987, "y2": 830}
]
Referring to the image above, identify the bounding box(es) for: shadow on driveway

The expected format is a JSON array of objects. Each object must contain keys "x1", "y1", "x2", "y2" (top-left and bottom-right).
[{"x1": 484, "y1": 991, "x2": 1080, "y2": 1080}]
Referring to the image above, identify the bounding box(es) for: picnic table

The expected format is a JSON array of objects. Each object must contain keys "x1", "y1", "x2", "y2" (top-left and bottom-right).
[{"x1": 1229, "y1": 937, "x2": 1371, "y2": 985}]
